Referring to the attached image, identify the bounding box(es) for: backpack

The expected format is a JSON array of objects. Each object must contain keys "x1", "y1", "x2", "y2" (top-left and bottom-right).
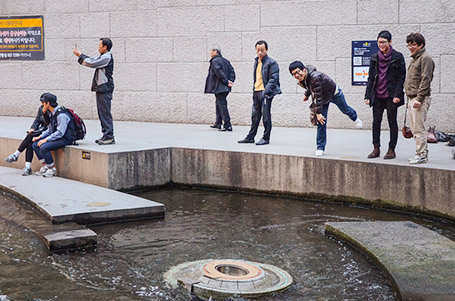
[{"x1": 59, "y1": 106, "x2": 87, "y2": 143}]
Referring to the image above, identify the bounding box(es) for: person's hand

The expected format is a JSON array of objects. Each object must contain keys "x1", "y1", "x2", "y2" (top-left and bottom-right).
[
  {"x1": 303, "y1": 95, "x2": 309, "y2": 102},
  {"x1": 228, "y1": 80, "x2": 234, "y2": 88},
  {"x1": 413, "y1": 101, "x2": 422, "y2": 108},
  {"x1": 28, "y1": 128, "x2": 35, "y2": 134},
  {"x1": 317, "y1": 113, "x2": 326, "y2": 125},
  {"x1": 73, "y1": 48, "x2": 81, "y2": 57},
  {"x1": 37, "y1": 139, "x2": 47, "y2": 147},
  {"x1": 393, "y1": 97, "x2": 400, "y2": 104},
  {"x1": 364, "y1": 99, "x2": 370, "y2": 105},
  {"x1": 32, "y1": 136, "x2": 41, "y2": 142}
]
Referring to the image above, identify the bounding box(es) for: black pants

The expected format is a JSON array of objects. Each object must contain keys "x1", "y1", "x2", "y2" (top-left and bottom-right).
[
  {"x1": 214, "y1": 92, "x2": 231, "y2": 128},
  {"x1": 96, "y1": 92, "x2": 114, "y2": 139},
  {"x1": 18, "y1": 133, "x2": 34, "y2": 163},
  {"x1": 247, "y1": 91, "x2": 273, "y2": 141},
  {"x1": 372, "y1": 97, "x2": 398, "y2": 149}
]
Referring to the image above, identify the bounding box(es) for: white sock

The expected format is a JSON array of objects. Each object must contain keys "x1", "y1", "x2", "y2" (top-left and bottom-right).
[
  {"x1": 25, "y1": 162, "x2": 31, "y2": 169},
  {"x1": 13, "y1": 150, "x2": 21, "y2": 157},
  {"x1": 46, "y1": 163, "x2": 55, "y2": 169}
]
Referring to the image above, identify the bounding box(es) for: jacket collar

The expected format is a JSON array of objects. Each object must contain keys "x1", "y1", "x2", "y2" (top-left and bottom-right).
[
  {"x1": 412, "y1": 47, "x2": 425, "y2": 59},
  {"x1": 210, "y1": 54, "x2": 222, "y2": 62},
  {"x1": 255, "y1": 54, "x2": 269, "y2": 64}
]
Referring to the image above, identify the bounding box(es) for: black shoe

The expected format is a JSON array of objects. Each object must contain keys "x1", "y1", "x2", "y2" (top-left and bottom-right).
[
  {"x1": 219, "y1": 127, "x2": 232, "y2": 132},
  {"x1": 256, "y1": 138, "x2": 269, "y2": 145},
  {"x1": 210, "y1": 124, "x2": 222, "y2": 129},
  {"x1": 238, "y1": 138, "x2": 254, "y2": 143},
  {"x1": 97, "y1": 137, "x2": 115, "y2": 145},
  {"x1": 447, "y1": 137, "x2": 455, "y2": 147},
  {"x1": 95, "y1": 136, "x2": 104, "y2": 144}
]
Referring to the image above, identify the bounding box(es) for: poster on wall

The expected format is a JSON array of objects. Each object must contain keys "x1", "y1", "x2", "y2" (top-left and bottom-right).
[
  {"x1": 351, "y1": 40, "x2": 378, "y2": 86},
  {"x1": 0, "y1": 16, "x2": 44, "y2": 60}
]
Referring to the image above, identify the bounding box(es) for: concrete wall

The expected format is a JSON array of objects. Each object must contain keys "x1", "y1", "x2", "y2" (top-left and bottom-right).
[{"x1": 1, "y1": 0, "x2": 455, "y2": 132}]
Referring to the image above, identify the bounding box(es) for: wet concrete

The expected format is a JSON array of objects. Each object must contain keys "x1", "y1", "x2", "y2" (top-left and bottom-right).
[{"x1": 325, "y1": 221, "x2": 455, "y2": 300}]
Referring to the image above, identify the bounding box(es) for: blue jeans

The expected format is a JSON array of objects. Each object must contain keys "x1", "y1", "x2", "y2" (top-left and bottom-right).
[
  {"x1": 316, "y1": 89, "x2": 357, "y2": 151},
  {"x1": 33, "y1": 139, "x2": 71, "y2": 165}
]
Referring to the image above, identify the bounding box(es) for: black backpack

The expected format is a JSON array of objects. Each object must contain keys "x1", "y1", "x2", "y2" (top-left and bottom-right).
[{"x1": 58, "y1": 106, "x2": 87, "y2": 143}]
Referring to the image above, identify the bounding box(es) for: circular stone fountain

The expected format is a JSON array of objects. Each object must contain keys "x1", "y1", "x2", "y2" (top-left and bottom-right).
[{"x1": 164, "y1": 259, "x2": 293, "y2": 300}]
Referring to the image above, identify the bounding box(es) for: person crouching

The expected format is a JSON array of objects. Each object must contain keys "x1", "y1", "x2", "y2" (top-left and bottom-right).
[{"x1": 32, "y1": 93, "x2": 76, "y2": 178}]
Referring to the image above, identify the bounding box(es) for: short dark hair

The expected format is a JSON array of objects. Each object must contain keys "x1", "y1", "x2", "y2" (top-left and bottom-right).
[
  {"x1": 289, "y1": 61, "x2": 305, "y2": 74},
  {"x1": 40, "y1": 93, "x2": 58, "y2": 107},
  {"x1": 406, "y1": 32, "x2": 425, "y2": 48},
  {"x1": 377, "y1": 30, "x2": 392, "y2": 42},
  {"x1": 255, "y1": 40, "x2": 268, "y2": 50},
  {"x1": 100, "y1": 38, "x2": 113, "y2": 51}
]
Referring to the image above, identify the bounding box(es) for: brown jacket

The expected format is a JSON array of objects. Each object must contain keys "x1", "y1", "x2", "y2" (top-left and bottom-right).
[{"x1": 404, "y1": 48, "x2": 434, "y2": 103}]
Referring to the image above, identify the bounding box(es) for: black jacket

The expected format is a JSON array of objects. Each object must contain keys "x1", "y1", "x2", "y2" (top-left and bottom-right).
[
  {"x1": 204, "y1": 54, "x2": 235, "y2": 94},
  {"x1": 31, "y1": 105, "x2": 50, "y2": 131},
  {"x1": 253, "y1": 55, "x2": 282, "y2": 97},
  {"x1": 78, "y1": 52, "x2": 114, "y2": 93},
  {"x1": 364, "y1": 49, "x2": 406, "y2": 107},
  {"x1": 299, "y1": 65, "x2": 336, "y2": 114}
]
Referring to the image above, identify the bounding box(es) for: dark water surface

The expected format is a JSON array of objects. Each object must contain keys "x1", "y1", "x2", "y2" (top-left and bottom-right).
[{"x1": 1, "y1": 188, "x2": 455, "y2": 300}]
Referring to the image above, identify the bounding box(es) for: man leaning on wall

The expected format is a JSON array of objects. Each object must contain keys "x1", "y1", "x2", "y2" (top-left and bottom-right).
[
  {"x1": 73, "y1": 38, "x2": 115, "y2": 145},
  {"x1": 404, "y1": 32, "x2": 435, "y2": 164}
]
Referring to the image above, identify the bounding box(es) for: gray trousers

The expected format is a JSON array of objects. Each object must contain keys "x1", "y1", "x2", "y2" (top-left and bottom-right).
[{"x1": 96, "y1": 92, "x2": 114, "y2": 139}]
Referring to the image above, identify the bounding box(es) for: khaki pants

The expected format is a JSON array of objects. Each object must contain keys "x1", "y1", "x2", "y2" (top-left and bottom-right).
[{"x1": 409, "y1": 96, "x2": 431, "y2": 158}]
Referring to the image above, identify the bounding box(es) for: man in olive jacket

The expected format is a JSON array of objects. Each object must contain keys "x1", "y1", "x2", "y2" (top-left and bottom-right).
[
  {"x1": 364, "y1": 30, "x2": 406, "y2": 160},
  {"x1": 238, "y1": 40, "x2": 281, "y2": 145},
  {"x1": 404, "y1": 32, "x2": 435, "y2": 164},
  {"x1": 204, "y1": 45, "x2": 235, "y2": 131}
]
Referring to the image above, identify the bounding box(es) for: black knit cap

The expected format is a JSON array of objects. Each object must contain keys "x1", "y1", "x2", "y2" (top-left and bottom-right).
[{"x1": 40, "y1": 93, "x2": 58, "y2": 106}]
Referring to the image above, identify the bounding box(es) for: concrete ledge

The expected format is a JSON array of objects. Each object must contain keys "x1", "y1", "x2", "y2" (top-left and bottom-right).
[
  {"x1": 325, "y1": 221, "x2": 455, "y2": 300},
  {"x1": 0, "y1": 166, "x2": 165, "y2": 224}
]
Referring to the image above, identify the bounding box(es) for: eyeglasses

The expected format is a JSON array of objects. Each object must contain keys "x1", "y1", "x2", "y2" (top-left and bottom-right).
[
  {"x1": 407, "y1": 43, "x2": 418, "y2": 48},
  {"x1": 378, "y1": 41, "x2": 389, "y2": 45}
]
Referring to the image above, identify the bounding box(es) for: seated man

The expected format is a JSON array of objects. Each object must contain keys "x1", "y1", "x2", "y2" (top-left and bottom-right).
[
  {"x1": 289, "y1": 61, "x2": 362, "y2": 156},
  {"x1": 32, "y1": 93, "x2": 76, "y2": 178},
  {"x1": 4, "y1": 94, "x2": 50, "y2": 175}
]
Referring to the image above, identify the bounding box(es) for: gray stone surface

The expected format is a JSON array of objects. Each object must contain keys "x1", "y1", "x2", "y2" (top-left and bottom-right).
[
  {"x1": 1, "y1": 117, "x2": 455, "y2": 220},
  {"x1": 1, "y1": 1, "x2": 455, "y2": 132},
  {"x1": 0, "y1": 166, "x2": 165, "y2": 224},
  {"x1": 325, "y1": 221, "x2": 455, "y2": 300},
  {"x1": 34, "y1": 222, "x2": 97, "y2": 252}
]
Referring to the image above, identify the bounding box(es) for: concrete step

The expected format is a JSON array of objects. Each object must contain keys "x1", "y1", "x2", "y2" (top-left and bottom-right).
[{"x1": 325, "y1": 221, "x2": 455, "y2": 300}]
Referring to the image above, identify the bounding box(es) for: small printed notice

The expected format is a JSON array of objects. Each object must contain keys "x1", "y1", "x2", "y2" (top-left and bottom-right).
[
  {"x1": 351, "y1": 40, "x2": 378, "y2": 85},
  {"x1": 0, "y1": 16, "x2": 44, "y2": 60}
]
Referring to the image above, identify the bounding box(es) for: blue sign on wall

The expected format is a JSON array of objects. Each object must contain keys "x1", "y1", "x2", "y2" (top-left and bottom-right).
[{"x1": 351, "y1": 40, "x2": 378, "y2": 86}]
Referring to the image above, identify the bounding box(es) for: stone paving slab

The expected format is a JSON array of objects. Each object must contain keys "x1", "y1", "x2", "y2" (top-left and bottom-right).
[
  {"x1": 0, "y1": 166, "x2": 165, "y2": 224},
  {"x1": 325, "y1": 221, "x2": 455, "y2": 300}
]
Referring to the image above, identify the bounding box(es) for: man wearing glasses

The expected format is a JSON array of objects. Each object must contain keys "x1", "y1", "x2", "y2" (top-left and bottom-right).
[
  {"x1": 404, "y1": 33, "x2": 435, "y2": 164},
  {"x1": 364, "y1": 30, "x2": 406, "y2": 160}
]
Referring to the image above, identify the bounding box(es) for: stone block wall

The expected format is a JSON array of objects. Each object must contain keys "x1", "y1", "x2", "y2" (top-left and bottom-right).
[{"x1": 1, "y1": 0, "x2": 455, "y2": 132}]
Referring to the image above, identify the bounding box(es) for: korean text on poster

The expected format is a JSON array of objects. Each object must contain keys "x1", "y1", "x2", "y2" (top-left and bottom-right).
[
  {"x1": 351, "y1": 40, "x2": 378, "y2": 86},
  {"x1": 0, "y1": 16, "x2": 44, "y2": 60}
]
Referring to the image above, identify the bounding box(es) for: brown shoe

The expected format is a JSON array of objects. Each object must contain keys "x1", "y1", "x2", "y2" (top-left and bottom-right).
[
  {"x1": 384, "y1": 148, "x2": 396, "y2": 159},
  {"x1": 368, "y1": 146, "x2": 380, "y2": 158}
]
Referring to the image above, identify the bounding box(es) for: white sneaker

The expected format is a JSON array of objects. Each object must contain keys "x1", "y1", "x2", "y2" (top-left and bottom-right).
[
  {"x1": 35, "y1": 166, "x2": 48, "y2": 176},
  {"x1": 354, "y1": 118, "x2": 363, "y2": 129},
  {"x1": 315, "y1": 150, "x2": 324, "y2": 156},
  {"x1": 408, "y1": 155, "x2": 420, "y2": 162},
  {"x1": 409, "y1": 156, "x2": 428, "y2": 164},
  {"x1": 21, "y1": 167, "x2": 32, "y2": 176},
  {"x1": 43, "y1": 168, "x2": 57, "y2": 178}
]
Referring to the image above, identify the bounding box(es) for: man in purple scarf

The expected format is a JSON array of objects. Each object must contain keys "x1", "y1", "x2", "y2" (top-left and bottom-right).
[{"x1": 364, "y1": 30, "x2": 406, "y2": 159}]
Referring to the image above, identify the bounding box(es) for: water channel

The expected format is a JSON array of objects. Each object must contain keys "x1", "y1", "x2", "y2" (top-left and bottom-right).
[{"x1": 1, "y1": 187, "x2": 455, "y2": 300}]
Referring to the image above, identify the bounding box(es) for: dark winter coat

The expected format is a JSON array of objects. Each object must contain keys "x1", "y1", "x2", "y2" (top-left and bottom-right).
[
  {"x1": 364, "y1": 49, "x2": 406, "y2": 107},
  {"x1": 253, "y1": 55, "x2": 282, "y2": 97},
  {"x1": 30, "y1": 105, "x2": 50, "y2": 132},
  {"x1": 204, "y1": 54, "x2": 236, "y2": 94},
  {"x1": 299, "y1": 65, "x2": 336, "y2": 114}
]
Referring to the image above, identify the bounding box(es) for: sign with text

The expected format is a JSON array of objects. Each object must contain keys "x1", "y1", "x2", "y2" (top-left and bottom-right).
[
  {"x1": 351, "y1": 40, "x2": 378, "y2": 85},
  {"x1": 0, "y1": 16, "x2": 44, "y2": 60}
]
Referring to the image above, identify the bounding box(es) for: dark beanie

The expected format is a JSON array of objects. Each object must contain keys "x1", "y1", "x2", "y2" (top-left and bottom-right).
[
  {"x1": 289, "y1": 61, "x2": 305, "y2": 74},
  {"x1": 40, "y1": 93, "x2": 58, "y2": 107}
]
